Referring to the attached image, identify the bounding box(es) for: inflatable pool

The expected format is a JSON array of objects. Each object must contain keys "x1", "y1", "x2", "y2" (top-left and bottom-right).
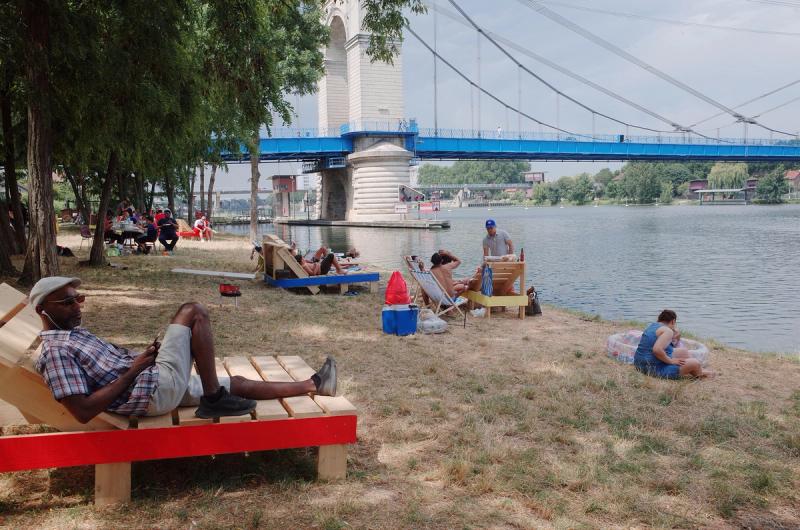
[{"x1": 606, "y1": 330, "x2": 709, "y2": 366}]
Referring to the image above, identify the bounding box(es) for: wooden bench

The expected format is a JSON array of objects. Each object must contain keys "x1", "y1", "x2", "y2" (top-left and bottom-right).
[
  {"x1": 0, "y1": 283, "x2": 357, "y2": 505},
  {"x1": 262, "y1": 235, "x2": 379, "y2": 295},
  {"x1": 464, "y1": 261, "x2": 528, "y2": 319}
]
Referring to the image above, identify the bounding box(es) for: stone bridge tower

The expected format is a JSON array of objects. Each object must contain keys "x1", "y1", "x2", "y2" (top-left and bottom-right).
[{"x1": 315, "y1": 0, "x2": 412, "y2": 222}]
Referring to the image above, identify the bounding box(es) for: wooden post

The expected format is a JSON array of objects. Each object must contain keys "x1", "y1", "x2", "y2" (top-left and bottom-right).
[
  {"x1": 95, "y1": 462, "x2": 131, "y2": 505},
  {"x1": 339, "y1": 283, "x2": 349, "y2": 295},
  {"x1": 519, "y1": 262, "x2": 526, "y2": 320},
  {"x1": 317, "y1": 444, "x2": 347, "y2": 480}
]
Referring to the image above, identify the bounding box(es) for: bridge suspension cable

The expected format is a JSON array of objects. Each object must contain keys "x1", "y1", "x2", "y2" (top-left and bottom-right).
[
  {"x1": 517, "y1": 0, "x2": 797, "y2": 137},
  {"x1": 698, "y1": 94, "x2": 800, "y2": 135},
  {"x1": 689, "y1": 79, "x2": 800, "y2": 128},
  {"x1": 426, "y1": 2, "x2": 713, "y2": 137},
  {"x1": 446, "y1": 0, "x2": 683, "y2": 135},
  {"x1": 405, "y1": 25, "x2": 581, "y2": 137},
  {"x1": 536, "y1": 0, "x2": 800, "y2": 37}
]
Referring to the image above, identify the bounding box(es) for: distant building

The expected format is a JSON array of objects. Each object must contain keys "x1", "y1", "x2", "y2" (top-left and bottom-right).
[
  {"x1": 522, "y1": 171, "x2": 546, "y2": 184},
  {"x1": 785, "y1": 169, "x2": 800, "y2": 192},
  {"x1": 688, "y1": 179, "x2": 708, "y2": 199}
]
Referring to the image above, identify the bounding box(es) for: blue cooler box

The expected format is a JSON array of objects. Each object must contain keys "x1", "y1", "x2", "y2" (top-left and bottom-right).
[{"x1": 382, "y1": 304, "x2": 419, "y2": 336}]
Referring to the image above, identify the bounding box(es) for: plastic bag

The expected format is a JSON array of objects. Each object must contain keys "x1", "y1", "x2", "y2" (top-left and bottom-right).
[
  {"x1": 385, "y1": 271, "x2": 411, "y2": 305},
  {"x1": 525, "y1": 286, "x2": 542, "y2": 316},
  {"x1": 419, "y1": 308, "x2": 435, "y2": 321},
  {"x1": 419, "y1": 315, "x2": 448, "y2": 334},
  {"x1": 480, "y1": 264, "x2": 493, "y2": 296}
]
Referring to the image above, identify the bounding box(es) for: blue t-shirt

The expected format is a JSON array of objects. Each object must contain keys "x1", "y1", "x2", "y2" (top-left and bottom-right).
[
  {"x1": 145, "y1": 222, "x2": 157, "y2": 239},
  {"x1": 634, "y1": 322, "x2": 674, "y2": 365}
]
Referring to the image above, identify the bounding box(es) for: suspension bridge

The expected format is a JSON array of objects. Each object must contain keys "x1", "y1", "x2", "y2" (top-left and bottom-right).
[{"x1": 229, "y1": 0, "x2": 800, "y2": 222}]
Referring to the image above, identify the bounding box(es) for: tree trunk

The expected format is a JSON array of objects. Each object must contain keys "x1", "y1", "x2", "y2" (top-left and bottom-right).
[
  {"x1": 146, "y1": 180, "x2": 156, "y2": 212},
  {"x1": 164, "y1": 172, "x2": 175, "y2": 213},
  {"x1": 134, "y1": 172, "x2": 145, "y2": 213},
  {"x1": 207, "y1": 164, "x2": 217, "y2": 222},
  {"x1": 1, "y1": 72, "x2": 26, "y2": 254},
  {"x1": 64, "y1": 169, "x2": 90, "y2": 226},
  {"x1": 187, "y1": 167, "x2": 195, "y2": 223},
  {"x1": 249, "y1": 134, "x2": 260, "y2": 242},
  {"x1": 0, "y1": 198, "x2": 18, "y2": 275},
  {"x1": 19, "y1": 0, "x2": 59, "y2": 285},
  {"x1": 199, "y1": 164, "x2": 205, "y2": 214},
  {"x1": 88, "y1": 150, "x2": 118, "y2": 266}
]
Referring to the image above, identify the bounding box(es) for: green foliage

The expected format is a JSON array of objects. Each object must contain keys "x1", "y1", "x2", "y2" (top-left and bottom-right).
[
  {"x1": 618, "y1": 163, "x2": 661, "y2": 203},
  {"x1": 593, "y1": 168, "x2": 614, "y2": 187},
  {"x1": 708, "y1": 162, "x2": 749, "y2": 189},
  {"x1": 531, "y1": 183, "x2": 549, "y2": 205},
  {"x1": 756, "y1": 165, "x2": 789, "y2": 203},
  {"x1": 568, "y1": 173, "x2": 594, "y2": 205},
  {"x1": 659, "y1": 182, "x2": 673, "y2": 204},
  {"x1": 417, "y1": 160, "x2": 530, "y2": 185}
]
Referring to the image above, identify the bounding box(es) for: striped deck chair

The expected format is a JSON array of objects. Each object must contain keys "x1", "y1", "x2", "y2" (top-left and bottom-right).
[{"x1": 408, "y1": 270, "x2": 468, "y2": 318}]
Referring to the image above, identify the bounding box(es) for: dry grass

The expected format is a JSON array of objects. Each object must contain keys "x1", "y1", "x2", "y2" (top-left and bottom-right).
[{"x1": 1, "y1": 228, "x2": 799, "y2": 529}]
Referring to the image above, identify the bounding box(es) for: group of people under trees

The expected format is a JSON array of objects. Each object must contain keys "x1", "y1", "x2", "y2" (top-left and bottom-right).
[{"x1": 102, "y1": 206, "x2": 183, "y2": 255}]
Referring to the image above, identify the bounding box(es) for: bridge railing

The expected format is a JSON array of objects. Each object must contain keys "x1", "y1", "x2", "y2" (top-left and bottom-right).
[
  {"x1": 415, "y1": 127, "x2": 798, "y2": 146},
  {"x1": 262, "y1": 124, "x2": 798, "y2": 147}
]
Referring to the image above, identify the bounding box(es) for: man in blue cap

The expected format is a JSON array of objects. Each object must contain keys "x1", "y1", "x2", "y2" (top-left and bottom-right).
[{"x1": 483, "y1": 219, "x2": 514, "y2": 258}]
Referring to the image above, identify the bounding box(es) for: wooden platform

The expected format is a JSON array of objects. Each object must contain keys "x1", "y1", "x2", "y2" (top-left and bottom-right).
[{"x1": 0, "y1": 282, "x2": 357, "y2": 506}]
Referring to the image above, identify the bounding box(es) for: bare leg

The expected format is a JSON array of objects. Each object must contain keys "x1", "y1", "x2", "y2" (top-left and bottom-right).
[
  {"x1": 170, "y1": 303, "x2": 220, "y2": 396},
  {"x1": 314, "y1": 246, "x2": 328, "y2": 261},
  {"x1": 230, "y1": 375, "x2": 314, "y2": 399},
  {"x1": 331, "y1": 255, "x2": 345, "y2": 274}
]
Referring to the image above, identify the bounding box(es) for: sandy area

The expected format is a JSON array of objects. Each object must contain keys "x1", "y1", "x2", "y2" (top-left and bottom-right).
[{"x1": 0, "y1": 228, "x2": 798, "y2": 529}]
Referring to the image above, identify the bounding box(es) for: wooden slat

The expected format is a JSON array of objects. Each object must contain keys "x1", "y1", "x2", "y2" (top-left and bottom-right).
[
  {"x1": 0, "y1": 306, "x2": 41, "y2": 367},
  {"x1": 251, "y1": 355, "x2": 295, "y2": 382},
  {"x1": 251, "y1": 356, "x2": 322, "y2": 418},
  {"x1": 134, "y1": 414, "x2": 174, "y2": 429},
  {"x1": 275, "y1": 247, "x2": 320, "y2": 294},
  {"x1": 176, "y1": 407, "x2": 212, "y2": 426},
  {"x1": 224, "y1": 357, "x2": 288, "y2": 420},
  {"x1": 282, "y1": 396, "x2": 323, "y2": 418},
  {"x1": 170, "y1": 268, "x2": 256, "y2": 280},
  {"x1": 276, "y1": 355, "x2": 317, "y2": 381},
  {"x1": 0, "y1": 283, "x2": 26, "y2": 323},
  {"x1": 314, "y1": 396, "x2": 357, "y2": 416}
]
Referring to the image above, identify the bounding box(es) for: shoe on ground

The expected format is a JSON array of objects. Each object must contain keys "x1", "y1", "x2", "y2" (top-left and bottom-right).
[
  {"x1": 195, "y1": 387, "x2": 256, "y2": 419},
  {"x1": 315, "y1": 355, "x2": 337, "y2": 396}
]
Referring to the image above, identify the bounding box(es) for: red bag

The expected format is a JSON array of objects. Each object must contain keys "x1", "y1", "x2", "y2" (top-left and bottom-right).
[{"x1": 385, "y1": 271, "x2": 411, "y2": 305}]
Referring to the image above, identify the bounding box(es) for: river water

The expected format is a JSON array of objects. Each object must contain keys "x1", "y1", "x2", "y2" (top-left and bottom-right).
[{"x1": 221, "y1": 205, "x2": 800, "y2": 354}]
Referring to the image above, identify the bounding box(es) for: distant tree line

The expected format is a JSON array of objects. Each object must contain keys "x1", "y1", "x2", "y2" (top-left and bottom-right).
[{"x1": 418, "y1": 160, "x2": 796, "y2": 206}]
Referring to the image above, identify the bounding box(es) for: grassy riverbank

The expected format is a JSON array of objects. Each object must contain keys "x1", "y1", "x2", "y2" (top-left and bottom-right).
[{"x1": 1, "y1": 230, "x2": 799, "y2": 529}]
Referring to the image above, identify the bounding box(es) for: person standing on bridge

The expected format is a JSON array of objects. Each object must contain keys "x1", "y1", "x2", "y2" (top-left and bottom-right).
[{"x1": 483, "y1": 219, "x2": 514, "y2": 258}]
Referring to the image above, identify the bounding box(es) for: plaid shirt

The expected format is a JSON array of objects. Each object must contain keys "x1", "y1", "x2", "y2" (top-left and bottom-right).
[{"x1": 36, "y1": 328, "x2": 159, "y2": 416}]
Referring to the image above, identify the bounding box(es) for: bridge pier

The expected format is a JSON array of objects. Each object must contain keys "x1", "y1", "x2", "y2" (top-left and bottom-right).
[{"x1": 347, "y1": 140, "x2": 412, "y2": 221}]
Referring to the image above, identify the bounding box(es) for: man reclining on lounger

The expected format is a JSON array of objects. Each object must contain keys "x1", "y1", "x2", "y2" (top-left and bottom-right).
[
  {"x1": 30, "y1": 276, "x2": 337, "y2": 423},
  {"x1": 294, "y1": 246, "x2": 346, "y2": 276}
]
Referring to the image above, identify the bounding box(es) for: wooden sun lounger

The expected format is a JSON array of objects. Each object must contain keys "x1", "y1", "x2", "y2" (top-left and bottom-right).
[
  {"x1": 464, "y1": 261, "x2": 528, "y2": 319},
  {"x1": 0, "y1": 283, "x2": 357, "y2": 505},
  {"x1": 262, "y1": 235, "x2": 379, "y2": 294}
]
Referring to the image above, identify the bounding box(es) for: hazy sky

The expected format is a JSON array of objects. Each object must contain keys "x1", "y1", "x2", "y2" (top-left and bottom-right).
[{"x1": 218, "y1": 0, "x2": 800, "y2": 190}]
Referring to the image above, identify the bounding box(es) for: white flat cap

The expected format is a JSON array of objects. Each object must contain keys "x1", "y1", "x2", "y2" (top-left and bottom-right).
[{"x1": 29, "y1": 276, "x2": 82, "y2": 308}]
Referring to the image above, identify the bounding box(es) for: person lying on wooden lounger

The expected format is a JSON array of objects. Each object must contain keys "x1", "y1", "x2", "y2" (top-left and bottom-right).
[
  {"x1": 30, "y1": 276, "x2": 337, "y2": 423},
  {"x1": 293, "y1": 246, "x2": 347, "y2": 276},
  {"x1": 430, "y1": 250, "x2": 476, "y2": 298}
]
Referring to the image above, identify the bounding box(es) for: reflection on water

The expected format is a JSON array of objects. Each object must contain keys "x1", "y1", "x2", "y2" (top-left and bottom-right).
[{"x1": 221, "y1": 205, "x2": 800, "y2": 354}]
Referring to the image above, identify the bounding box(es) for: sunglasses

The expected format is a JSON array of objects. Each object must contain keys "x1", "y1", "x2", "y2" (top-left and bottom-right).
[{"x1": 44, "y1": 294, "x2": 86, "y2": 306}]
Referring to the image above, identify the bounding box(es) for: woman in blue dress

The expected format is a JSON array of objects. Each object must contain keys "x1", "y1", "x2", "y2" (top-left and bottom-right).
[{"x1": 634, "y1": 310, "x2": 711, "y2": 379}]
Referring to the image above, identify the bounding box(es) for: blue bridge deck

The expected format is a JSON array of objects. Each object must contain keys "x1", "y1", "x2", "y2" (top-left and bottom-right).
[{"x1": 223, "y1": 124, "x2": 800, "y2": 163}]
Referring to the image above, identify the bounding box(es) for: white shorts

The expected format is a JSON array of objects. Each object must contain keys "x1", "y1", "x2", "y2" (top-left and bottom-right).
[{"x1": 146, "y1": 324, "x2": 230, "y2": 416}]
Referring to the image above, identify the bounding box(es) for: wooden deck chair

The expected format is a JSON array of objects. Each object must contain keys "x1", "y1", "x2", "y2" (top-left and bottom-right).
[
  {"x1": 464, "y1": 261, "x2": 528, "y2": 319},
  {"x1": 0, "y1": 282, "x2": 358, "y2": 505},
  {"x1": 408, "y1": 270, "x2": 468, "y2": 318}
]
